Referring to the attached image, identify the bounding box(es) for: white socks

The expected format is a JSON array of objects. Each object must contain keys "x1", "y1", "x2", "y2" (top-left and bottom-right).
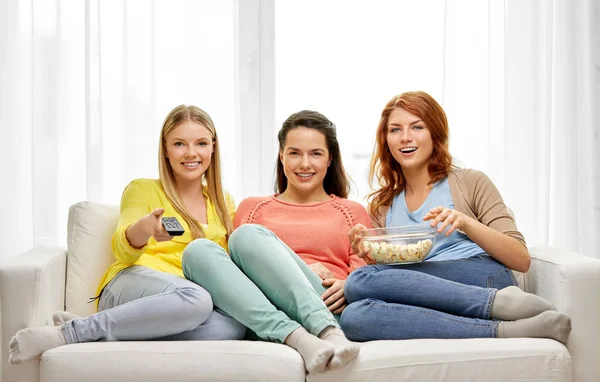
[
  {"x1": 8, "y1": 310, "x2": 79, "y2": 365},
  {"x1": 8, "y1": 325, "x2": 66, "y2": 364},
  {"x1": 284, "y1": 327, "x2": 335, "y2": 373},
  {"x1": 318, "y1": 326, "x2": 360, "y2": 370},
  {"x1": 53, "y1": 311, "x2": 79, "y2": 326},
  {"x1": 284, "y1": 326, "x2": 360, "y2": 373},
  {"x1": 498, "y1": 310, "x2": 572, "y2": 344},
  {"x1": 491, "y1": 286, "x2": 556, "y2": 321}
]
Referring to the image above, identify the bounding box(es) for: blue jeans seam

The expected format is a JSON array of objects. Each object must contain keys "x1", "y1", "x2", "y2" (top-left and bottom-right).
[
  {"x1": 367, "y1": 299, "x2": 493, "y2": 328},
  {"x1": 484, "y1": 289, "x2": 496, "y2": 319},
  {"x1": 486, "y1": 268, "x2": 514, "y2": 288},
  {"x1": 492, "y1": 320, "x2": 500, "y2": 338},
  {"x1": 507, "y1": 269, "x2": 519, "y2": 286}
]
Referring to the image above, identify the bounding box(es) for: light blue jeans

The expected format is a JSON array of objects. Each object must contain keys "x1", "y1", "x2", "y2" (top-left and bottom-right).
[
  {"x1": 61, "y1": 265, "x2": 246, "y2": 343},
  {"x1": 340, "y1": 255, "x2": 518, "y2": 341},
  {"x1": 182, "y1": 224, "x2": 339, "y2": 343}
]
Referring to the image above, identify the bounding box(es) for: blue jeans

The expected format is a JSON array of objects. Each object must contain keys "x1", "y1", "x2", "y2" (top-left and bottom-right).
[
  {"x1": 340, "y1": 255, "x2": 517, "y2": 341},
  {"x1": 61, "y1": 265, "x2": 246, "y2": 343}
]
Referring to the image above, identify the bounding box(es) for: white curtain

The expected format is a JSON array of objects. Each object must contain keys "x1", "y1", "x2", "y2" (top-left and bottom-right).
[
  {"x1": 1, "y1": 0, "x2": 598, "y2": 260},
  {"x1": 441, "y1": 0, "x2": 599, "y2": 258},
  {"x1": 275, "y1": 0, "x2": 600, "y2": 259},
  {"x1": 501, "y1": 0, "x2": 599, "y2": 259},
  {"x1": 0, "y1": 0, "x2": 237, "y2": 258}
]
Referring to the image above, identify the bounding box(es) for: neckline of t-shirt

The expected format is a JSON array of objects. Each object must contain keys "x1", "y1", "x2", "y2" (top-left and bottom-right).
[
  {"x1": 270, "y1": 194, "x2": 337, "y2": 207},
  {"x1": 400, "y1": 178, "x2": 446, "y2": 216}
]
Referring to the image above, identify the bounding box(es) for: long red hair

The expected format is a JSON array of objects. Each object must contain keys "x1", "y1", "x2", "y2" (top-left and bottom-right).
[{"x1": 367, "y1": 91, "x2": 454, "y2": 217}]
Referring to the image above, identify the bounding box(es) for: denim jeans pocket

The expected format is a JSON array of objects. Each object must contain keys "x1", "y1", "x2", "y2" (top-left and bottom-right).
[{"x1": 486, "y1": 268, "x2": 518, "y2": 289}]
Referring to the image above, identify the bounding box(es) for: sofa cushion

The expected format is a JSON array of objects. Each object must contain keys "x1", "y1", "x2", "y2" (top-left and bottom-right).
[
  {"x1": 40, "y1": 338, "x2": 569, "y2": 382},
  {"x1": 309, "y1": 338, "x2": 570, "y2": 382},
  {"x1": 66, "y1": 201, "x2": 119, "y2": 316},
  {"x1": 63, "y1": 200, "x2": 526, "y2": 317},
  {"x1": 40, "y1": 341, "x2": 305, "y2": 382}
]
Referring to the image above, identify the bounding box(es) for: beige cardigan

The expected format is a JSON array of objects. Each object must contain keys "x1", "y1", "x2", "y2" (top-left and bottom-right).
[{"x1": 371, "y1": 169, "x2": 526, "y2": 248}]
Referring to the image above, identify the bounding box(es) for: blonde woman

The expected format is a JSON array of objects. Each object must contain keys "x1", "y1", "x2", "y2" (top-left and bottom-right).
[{"x1": 9, "y1": 105, "x2": 245, "y2": 365}]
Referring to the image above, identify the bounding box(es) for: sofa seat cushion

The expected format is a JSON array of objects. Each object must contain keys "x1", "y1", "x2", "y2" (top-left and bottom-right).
[
  {"x1": 40, "y1": 341, "x2": 305, "y2": 382},
  {"x1": 309, "y1": 338, "x2": 570, "y2": 382}
]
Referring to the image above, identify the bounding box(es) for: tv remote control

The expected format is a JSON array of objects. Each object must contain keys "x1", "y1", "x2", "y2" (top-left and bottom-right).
[{"x1": 161, "y1": 217, "x2": 185, "y2": 236}]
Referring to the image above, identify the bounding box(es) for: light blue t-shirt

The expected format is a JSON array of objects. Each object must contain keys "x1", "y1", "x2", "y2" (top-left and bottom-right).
[{"x1": 386, "y1": 177, "x2": 487, "y2": 261}]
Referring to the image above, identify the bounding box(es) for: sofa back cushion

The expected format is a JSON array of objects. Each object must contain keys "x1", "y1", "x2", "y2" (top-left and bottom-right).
[
  {"x1": 63, "y1": 201, "x2": 524, "y2": 317},
  {"x1": 66, "y1": 201, "x2": 119, "y2": 316}
]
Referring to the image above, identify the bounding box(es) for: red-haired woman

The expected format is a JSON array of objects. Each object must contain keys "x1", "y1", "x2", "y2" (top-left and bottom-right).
[{"x1": 341, "y1": 91, "x2": 571, "y2": 343}]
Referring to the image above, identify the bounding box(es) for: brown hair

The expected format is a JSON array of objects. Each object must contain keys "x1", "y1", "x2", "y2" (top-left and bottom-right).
[
  {"x1": 158, "y1": 105, "x2": 234, "y2": 239},
  {"x1": 368, "y1": 91, "x2": 454, "y2": 217},
  {"x1": 275, "y1": 110, "x2": 350, "y2": 198}
]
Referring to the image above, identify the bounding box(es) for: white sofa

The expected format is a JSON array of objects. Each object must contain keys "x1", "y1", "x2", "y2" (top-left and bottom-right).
[{"x1": 1, "y1": 201, "x2": 599, "y2": 382}]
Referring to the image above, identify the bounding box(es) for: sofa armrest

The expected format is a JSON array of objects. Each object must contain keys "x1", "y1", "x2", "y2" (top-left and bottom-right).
[
  {"x1": 525, "y1": 245, "x2": 600, "y2": 382},
  {"x1": 0, "y1": 246, "x2": 67, "y2": 382}
]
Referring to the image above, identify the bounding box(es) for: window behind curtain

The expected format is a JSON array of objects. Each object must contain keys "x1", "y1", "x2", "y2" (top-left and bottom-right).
[
  {"x1": 275, "y1": 0, "x2": 445, "y2": 202},
  {"x1": 97, "y1": 0, "x2": 236, "y2": 204},
  {"x1": 29, "y1": 0, "x2": 235, "y2": 248}
]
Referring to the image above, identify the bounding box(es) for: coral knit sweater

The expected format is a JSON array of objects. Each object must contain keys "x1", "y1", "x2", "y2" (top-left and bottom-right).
[{"x1": 234, "y1": 195, "x2": 372, "y2": 280}]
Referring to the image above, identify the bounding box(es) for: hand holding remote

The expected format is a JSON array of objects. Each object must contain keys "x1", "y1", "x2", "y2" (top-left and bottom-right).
[
  {"x1": 126, "y1": 208, "x2": 183, "y2": 248},
  {"x1": 141, "y1": 208, "x2": 173, "y2": 242},
  {"x1": 161, "y1": 217, "x2": 185, "y2": 236}
]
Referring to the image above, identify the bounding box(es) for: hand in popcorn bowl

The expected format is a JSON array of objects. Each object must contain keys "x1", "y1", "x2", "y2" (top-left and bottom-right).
[{"x1": 357, "y1": 225, "x2": 438, "y2": 264}]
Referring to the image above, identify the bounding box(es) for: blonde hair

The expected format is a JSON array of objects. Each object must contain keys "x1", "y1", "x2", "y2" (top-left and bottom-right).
[{"x1": 158, "y1": 105, "x2": 234, "y2": 239}]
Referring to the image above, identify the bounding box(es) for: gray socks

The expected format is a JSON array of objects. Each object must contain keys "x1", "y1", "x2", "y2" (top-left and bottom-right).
[
  {"x1": 318, "y1": 326, "x2": 360, "y2": 370},
  {"x1": 498, "y1": 310, "x2": 572, "y2": 344},
  {"x1": 8, "y1": 325, "x2": 67, "y2": 364},
  {"x1": 284, "y1": 327, "x2": 335, "y2": 373},
  {"x1": 491, "y1": 286, "x2": 556, "y2": 321}
]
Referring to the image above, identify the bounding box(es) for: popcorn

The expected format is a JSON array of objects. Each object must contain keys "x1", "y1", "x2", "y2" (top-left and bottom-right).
[{"x1": 363, "y1": 239, "x2": 433, "y2": 263}]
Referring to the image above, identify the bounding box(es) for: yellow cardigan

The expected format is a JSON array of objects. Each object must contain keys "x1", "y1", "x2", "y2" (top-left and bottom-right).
[{"x1": 95, "y1": 178, "x2": 235, "y2": 298}]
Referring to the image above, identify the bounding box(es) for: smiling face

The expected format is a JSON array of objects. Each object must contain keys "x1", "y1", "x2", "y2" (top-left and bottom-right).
[
  {"x1": 164, "y1": 120, "x2": 214, "y2": 185},
  {"x1": 386, "y1": 107, "x2": 433, "y2": 173},
  {"x1": 279, "y1": 126, "x2": 331, "y2": 199}
]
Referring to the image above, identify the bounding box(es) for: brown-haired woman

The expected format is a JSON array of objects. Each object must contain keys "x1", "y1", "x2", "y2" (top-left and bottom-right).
[
  {"x1": 341, "y1": 91, "x2": 571, "y2": 343},
  {"x1": 182, "y1": 110, "x2": 369, "y2": 373}
]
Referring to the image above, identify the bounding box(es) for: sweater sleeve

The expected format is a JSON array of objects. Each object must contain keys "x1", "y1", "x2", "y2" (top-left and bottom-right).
[
  {"x1": 467, "y1": 170, "x2": 527, "y2": 247},
  {"x1": 348, "y1": 203, "x2": 373, "y2": 273},
  {"x1": 370, "y1": 205, "x2": 388, "y2": 228},
  {"x1": 233, "y1": 197, "x2": 257, "y2": 229},
  {"x1": 111, "y1": 179, "x2": 151, "y2": 264}
]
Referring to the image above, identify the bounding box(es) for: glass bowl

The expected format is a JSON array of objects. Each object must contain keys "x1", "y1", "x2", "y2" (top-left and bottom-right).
[{"x1": 359, "y1": 225, "x2": 437, "y2": 264}]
